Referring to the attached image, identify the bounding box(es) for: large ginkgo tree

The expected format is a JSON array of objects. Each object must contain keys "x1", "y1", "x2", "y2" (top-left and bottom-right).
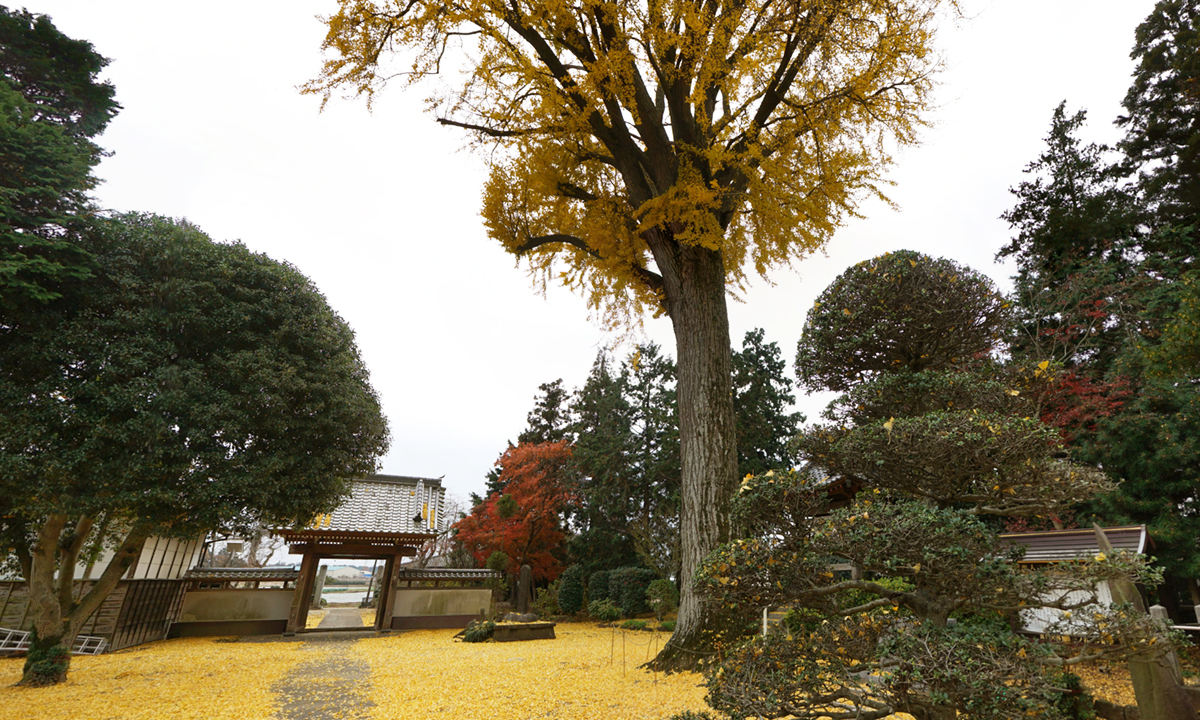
[{"x1": 306, "y1": 0, "x2": 955, "y2": 668}]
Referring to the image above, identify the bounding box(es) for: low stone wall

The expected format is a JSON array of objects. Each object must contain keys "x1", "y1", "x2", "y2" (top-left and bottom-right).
[
  {"x1": 168, "y1": 588, "x2": 292, "y2": 638},
  {"x1": 494, "y1": 622, "x2": 556, "y2": 642},
  {"x1": 390, "y1": 587, "x2": 490, "y2": 630}
]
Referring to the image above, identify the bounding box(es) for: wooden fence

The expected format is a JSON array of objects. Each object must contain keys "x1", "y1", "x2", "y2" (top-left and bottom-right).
[{"x1": 0, "y1": 579, "x2": 187, "y2": 652}]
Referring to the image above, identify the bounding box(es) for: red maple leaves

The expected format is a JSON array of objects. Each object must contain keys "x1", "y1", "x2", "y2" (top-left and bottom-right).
[{"x1": 453, "y1": 441, "x2": 575, "y2": 582}]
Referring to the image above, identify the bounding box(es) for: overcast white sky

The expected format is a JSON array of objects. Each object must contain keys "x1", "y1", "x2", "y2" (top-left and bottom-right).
[{"x1": 29, "y1": 0, "x2": 1157, "y2": 503}]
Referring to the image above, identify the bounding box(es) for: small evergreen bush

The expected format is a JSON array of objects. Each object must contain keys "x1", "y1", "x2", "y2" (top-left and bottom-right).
[
  {"x1": 1050, "y1": 672, "x2": 1096, "y2": 720},
  {"x1": 658, "y1": 620, "x2": 676, "y2": 632},
  {"x1": 609, "y1": 567, "x2": 658, "y2": 616},
  {"x1": 558, "y1": 565, "x2": 586, "y2": 613},
  {"x1": 620, "y1": 619, "x2": 648, "y2": 630},
  {"x1": 646, "y1": 578, "x2": 679, "y2": 620},
  {"x1": 462, "y1": 620, "x2": 495, "y2": 643},
  {"x1": 588, "y1": 570, "x2": 611, "y2": 604},
  {"x1": 532, "y1": 578, "x2": 560, "y2": 617},
  {"x1": 588, "y1": 599, "x2": 621, "y2": 622}
]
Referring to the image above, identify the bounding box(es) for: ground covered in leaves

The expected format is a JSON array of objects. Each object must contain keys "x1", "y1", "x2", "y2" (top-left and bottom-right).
[{"x1": 0, "y1": 624, "x2": 708, "y2": 719}]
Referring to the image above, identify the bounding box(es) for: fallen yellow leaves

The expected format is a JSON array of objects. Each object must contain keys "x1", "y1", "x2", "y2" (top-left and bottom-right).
[
  {"x1": 0, "y1": 624, "x2": 709, "y2": 719},
  {"x1": 1072, "y1": 662, "x2": 1138, "y2": 706},
  {"x1": 351, "y1": 625, "x2": 708, "y2": 719},
  {"x1": 0, "y1": 637, "x2": 309, "y2": 720}
]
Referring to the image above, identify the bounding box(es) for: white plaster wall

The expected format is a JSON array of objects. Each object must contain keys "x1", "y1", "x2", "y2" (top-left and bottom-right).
[
  {"x1": 393, "y1": 588, "x2": 490, "y2": 617},
  {"x1": 178, "y1": 589, "x2": 293, "y2": 622}
]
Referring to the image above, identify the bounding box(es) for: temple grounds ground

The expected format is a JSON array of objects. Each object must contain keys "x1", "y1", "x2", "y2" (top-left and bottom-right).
[{"x1": 0, "y1": 624, "x2": 709, "y2": 719}]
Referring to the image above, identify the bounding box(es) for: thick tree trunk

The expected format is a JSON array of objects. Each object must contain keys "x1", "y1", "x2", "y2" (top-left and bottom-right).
[
  {"x1": 648, "y1": 241, "x2": 738, "y2": 671},
  {"x1": 21, "y1": 517, "x2": 149, "y2": 687},
  {"x1": 21, "y1": 515, "x2": 70, "y2": 686}
]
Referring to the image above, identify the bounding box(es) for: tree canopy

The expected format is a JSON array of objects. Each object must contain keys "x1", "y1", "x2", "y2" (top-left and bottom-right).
[
  {"x1": 308, "y1": 0, "x2": 956, "y2": 669},
  {"x1": 1, "y1": 214, "x2": 389, "y2": 685},
  {"x1": 796, "y1": 250, "x2": 1008, "y2": 392},
  {"x1": 0, "y1": 6, "x2": 118, "y2": 306},
  {"x1": 307, "y1": 0, "x2": 949, "y2": 323},
  {"x1": 1117, "y1": 0, "x2": 1200, "y2": 229}
]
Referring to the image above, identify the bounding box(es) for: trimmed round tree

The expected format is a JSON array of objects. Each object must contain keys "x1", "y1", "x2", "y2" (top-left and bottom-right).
[
  {"x1": 693, "y1": 252, "x2": 1166, "y2": 719},
  {"x1": 795, "y1": 250, "x2": 1006, "y2": 392},
  {"x1": 0, "y1": 214, "x2": 389, "y2": 686}
]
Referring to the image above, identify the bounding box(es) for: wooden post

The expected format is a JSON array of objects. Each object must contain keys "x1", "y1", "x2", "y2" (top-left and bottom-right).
[
  {"x1": 375, "y1": 555, "x2": 400, "y2": 632},
  {"x1": 285, "y1": 552, "x2": 318, "y2": 634}
]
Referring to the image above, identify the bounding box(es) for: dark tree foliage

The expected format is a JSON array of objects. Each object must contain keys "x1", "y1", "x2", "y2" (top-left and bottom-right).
[
  {"x1": 517, "y1": 378, "x2": 571, "y2": 445},
  {"x1": 795, "y1": 252, "x2": 1109, "y2": 518},
  {"x1": 588, "y1": 569, "x2": 611, "y2": 604},
  {"x1": 1117, "y1": 0, "x2": 1200, "y2": 229},
  {"x1": 0, "y1": 214, "x2": 389, "y2": 685},
  {"x1": 0, "y1": 7, "x2": 118, "y2": 306},
  {"x1": 620, "y1": 344, "x2": 682, "y2": 579},
  {"x1": 0, "y1": 7, "x2": 118, "y2": 136},
  {"x1": 486, "y1": 333, "x2": 798, "y2": 580},
  {"x1": 795, "y1": 250, "x2": 1007, "y2": 392},
  {"x1": 565, "y1": 335, "x2": 796, "y2": 578},
  {"x1": 609, "y1": 566, "x2": 658, "y2": 617},
  {"x1": 1000, "y1": 2, "x2": 1200, "y2": 610},
  {"x1": 999, "y1": 102, "x2": 1141, "y2": 278},
  {"x1": 732, "y1": 328, "x2": 803, "y2": 478},
  {"x1": 567, "y1": 353, "x2": 640, "y2": 573}
]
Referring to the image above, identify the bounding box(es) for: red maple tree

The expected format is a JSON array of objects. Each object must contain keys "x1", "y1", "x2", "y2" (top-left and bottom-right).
[{"x1": 453, "y1": 441, "x2": 575, "y2": 582}]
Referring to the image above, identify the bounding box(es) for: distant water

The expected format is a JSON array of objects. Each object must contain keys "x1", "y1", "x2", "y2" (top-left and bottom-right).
[{"x1": 320, "y1": 589, "x2": 370, "y2": 605}]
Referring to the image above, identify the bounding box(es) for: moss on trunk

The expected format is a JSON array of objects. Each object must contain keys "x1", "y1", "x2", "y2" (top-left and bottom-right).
[{"x1": 20, "y1": 631, "x2": 70, "y2": 687}]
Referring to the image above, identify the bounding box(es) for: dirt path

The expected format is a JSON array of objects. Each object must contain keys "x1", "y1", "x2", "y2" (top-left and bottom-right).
[{"x1": 272, "y1": 634, "x2": 374, "y2": 720}]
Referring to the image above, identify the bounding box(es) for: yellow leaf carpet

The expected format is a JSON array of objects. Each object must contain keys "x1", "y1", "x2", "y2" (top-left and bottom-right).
[{"x1": 0, "y1": 625, "x2": 708, "y2": 720}]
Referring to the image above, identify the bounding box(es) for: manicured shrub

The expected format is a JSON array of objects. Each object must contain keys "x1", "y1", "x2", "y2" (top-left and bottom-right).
[
  {"x1": 588, "y1": 599, "x2": 621, "y2": 622},
  {"x1": 558, "y1": 565, "x2": 586, "y2": 614},
  {"x1": 609, "y1": 567, "x2": 658, "y2": 616},
  {"x1": 620, "y1": 619, "x2": 648, "y2": 630},
  {"x1": 658, "y1": 620, "x2": 676, "y2": 632},
  {"x1": 646, "y1": 579, "x2": 679, "y2": 620},
  {"x1": 462, "y1": 620, "x2": 495, "y2": 643},
  {"x1": 588, "y1": 570, "x2": 611, "y2": 604}
]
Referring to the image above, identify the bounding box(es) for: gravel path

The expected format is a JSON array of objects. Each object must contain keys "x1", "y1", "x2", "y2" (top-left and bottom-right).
[{"x1": 273, "y1": 634, "x2": 374, "y2": 720}]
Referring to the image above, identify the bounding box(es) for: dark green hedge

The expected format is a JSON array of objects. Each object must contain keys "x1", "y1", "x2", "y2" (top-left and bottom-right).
[
  {"x1": 588, "y1": 570, "x2": 611, "y2": 604},
  {"x1": 558, "y1": 565, "x2": 585, "y2": 613},
  {"x1": 609, "y1": 567, "x2": 658, "y2": 617}
]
